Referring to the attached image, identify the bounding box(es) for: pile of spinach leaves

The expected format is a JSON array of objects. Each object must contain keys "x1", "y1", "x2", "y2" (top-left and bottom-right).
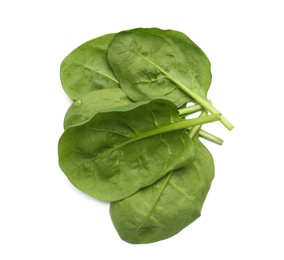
[{"x1": 58, "y1": 27, "x2": 233, "y2": 244}]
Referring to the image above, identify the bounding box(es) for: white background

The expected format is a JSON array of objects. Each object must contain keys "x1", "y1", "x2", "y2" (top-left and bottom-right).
[{"x1": 1, "y1": 0, "x2": 283, "y2": 259}]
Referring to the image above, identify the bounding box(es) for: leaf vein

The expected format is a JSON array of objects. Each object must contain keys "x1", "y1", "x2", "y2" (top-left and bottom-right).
[
  {"x1": 136, "y1": 172, "x2": 173, "y2": 231},
  {"x1": 72, "y1": 61, "x2": 119, "y2": 84}
]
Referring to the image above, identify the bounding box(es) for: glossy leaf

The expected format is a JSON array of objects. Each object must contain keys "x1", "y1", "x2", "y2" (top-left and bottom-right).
[
  {"x1": 110, "y1": 136, "x2": 214, "y2": 244},
  {"x1": 107, "y1": 28, "x2": 212, "y2": 107},
  {"x1": 64, "y1": 88, "x2": 133, "y2": 129},
  {"x1": 60, "y1": 33, "x2": 119, "y2": 100},
  {"x1": 58, "y1": 99, "x2": 199, "y2": 202}
]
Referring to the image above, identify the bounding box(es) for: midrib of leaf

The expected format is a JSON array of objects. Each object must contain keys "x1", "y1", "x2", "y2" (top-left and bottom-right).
[
  {"x1": 83, "y1": 113, "x2": 220, "y2": 163},
  {"x1": 137, "y1": 54, "x2": 233, "y2": 130},
  {"x1": 136, "y1": 172, "x2": 173, "y2": 231},
  {"x1": 72, "y1": 61, "x2": 119, "y2": 84}
]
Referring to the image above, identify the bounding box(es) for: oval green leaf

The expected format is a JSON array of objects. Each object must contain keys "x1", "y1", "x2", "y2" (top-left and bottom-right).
[
  {"x1": 60, "y1": 33, "x2": 119, "y2": 100},
  {"x1": 107, "y1": 28, "x2": 212, "y2": 107},
  {"x1": 110, "y1": 136, "x2": 214, "y2": 244},
  {"x1": 58, "y1": 99, "x2": 197, "y2": 202}
]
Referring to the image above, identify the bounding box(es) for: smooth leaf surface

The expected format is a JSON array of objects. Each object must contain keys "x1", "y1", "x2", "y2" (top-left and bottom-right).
[
  {"x1": 110, "y1": 136, "x2": 214, "y2": 244},
  {"x1": 58, "y1": 99, "x2": 197, "y2": 202},
  {"x1": 60, "y1": 33, "x2": 119, "y2": 100},
  {"x1": 107, "y1": 28, "x2": 212, "y2": 107},
  {"x1": 64, "y1": 88, "x2": 133, "y2": 129}
]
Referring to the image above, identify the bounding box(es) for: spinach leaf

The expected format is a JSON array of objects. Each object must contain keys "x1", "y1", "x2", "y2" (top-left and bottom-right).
[
  {"x1": 107, "y1": 28, "x2": 211, "y2": 107},
  {"x1": 107, "y1": 28, "x2": 233, "y2": 130},
  {"x1": 57, "y1": 27, "x2": 233, "y2": 243},
  {"x1": 64, "y1": 88, "x2": 133, "y2": 129},
  {"x1": 58, "y1": 99, "x2": 219, "y2": 202},
  {"x1": 60, "y1": 33, "x2": 119, "y2": 100},
  {"x1": 110, "y1": 136, "x2": 214, "y2": 244}
]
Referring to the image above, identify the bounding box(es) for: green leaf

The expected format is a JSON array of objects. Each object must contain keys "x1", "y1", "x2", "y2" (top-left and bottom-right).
[
  {"x1": 64, "y1": 88, "x2": 133, "y2": 129},
  {"x1": 107, "y1": 28, "x2": 233, "y2": 130},
  {"x1": 58, "y1": 99, "x2": 199, "y2": 202},
  {"x1": 60, "y1": 33, "x2": 119, "y2": 100},
  {"x1": 107, "y1": 28, "x2": 211, "y2": 107},
  {"x1": 110, "y1": 136, "x2": 214, "y2": 244}
]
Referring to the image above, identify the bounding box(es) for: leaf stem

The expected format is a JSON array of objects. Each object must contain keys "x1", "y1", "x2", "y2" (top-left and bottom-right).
[
  {"x1": 178, "y1": 104, "x2": 202, "y2": 116},
  {"x1": 168, "y1": 76, "x2": 233, "y2": 130},
  {"x1": 93, "y1": 113, "x2": 221, "y2": 161},
  {"x1": 187, "y1": 110, "x2": 224, "y2": 145},
  {"x1": 199, "y1": 129, "x2": 223, "y2": 145},
  {"x1": 188, "y1": 110, "x2": 208, "y2": 139},
  {"x1": 143, "y1": 55, "x2": 233, "y2": 130},
  {"x1": 134, "y1": 113, "x2": 221, "y2": 142}
]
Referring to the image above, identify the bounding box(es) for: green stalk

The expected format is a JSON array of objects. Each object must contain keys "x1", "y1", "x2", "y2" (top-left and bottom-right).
[
  {"x1": 187, "y1": 111, "x2": 224, "y2": 145},
  {"x1": 178, "y1": 104, "x2": 202, "y2": 116},
  {"x1": 188, "y1": 111, "x2": 208, "y2": 139},
  {"x1": 144, "y1": 55, "x2": 233, "y2": 130},
  {"x1": 199, "y1": 129, "x2": 223, "y2": 145},
  {"x1": 95, "y1": 113, "x2": 221, "y2": 160},
  {"x1": 134, "y1": 113, "x2": 221, "y2": 142},
  {"x1": 168, "y1": 76, "x2": 233, "y2": 130}
]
